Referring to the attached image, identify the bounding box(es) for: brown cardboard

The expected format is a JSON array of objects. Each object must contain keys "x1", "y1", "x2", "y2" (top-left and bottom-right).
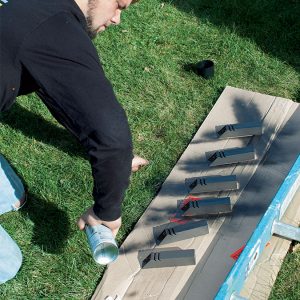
[{"x1": 92, "y1": 87, "x2": 299, "y2": 300}]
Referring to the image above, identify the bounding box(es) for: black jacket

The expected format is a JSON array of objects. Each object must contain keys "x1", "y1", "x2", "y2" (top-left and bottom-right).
[{"x1": 0, "y1": 0, "x2": 133, "y2": 221}]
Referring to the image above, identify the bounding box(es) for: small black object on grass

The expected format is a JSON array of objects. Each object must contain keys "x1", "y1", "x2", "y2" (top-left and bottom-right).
[{"x1": 194, "y1": 60, "x2": 214, "y2": 79}]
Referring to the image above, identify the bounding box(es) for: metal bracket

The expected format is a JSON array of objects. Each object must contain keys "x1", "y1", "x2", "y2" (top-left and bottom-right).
[
  {"x1": 156, "y1": 220, "x2": 209, "y2": 245},
  {"x1": 186, "y1": 175, "x2": 238, "y2": 194},
  {"x1": 181, "y1": 197, "x2": 232, "y2": 217},
  {"x1": 142, "y1": 249, "x2": 196, "y2": 269},
  {"x1": 206, "y1": 146, "x2": 255, "y2": 167},
  {"x1": 216, "y1": 121, "x2": 262, "y2": 139}
]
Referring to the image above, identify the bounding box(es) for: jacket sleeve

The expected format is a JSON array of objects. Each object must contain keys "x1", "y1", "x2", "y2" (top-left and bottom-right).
[{"x1": 19, "y1": 12, "x2": 133, "y2": 221}]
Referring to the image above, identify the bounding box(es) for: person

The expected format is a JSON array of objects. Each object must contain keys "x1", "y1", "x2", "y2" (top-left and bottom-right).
[
  {"x1": 0, "y1": 155, "x2": 26, "y2": 284},
  {"x1": 0, "y1": 0, "x2": 148, "y2": 283}
]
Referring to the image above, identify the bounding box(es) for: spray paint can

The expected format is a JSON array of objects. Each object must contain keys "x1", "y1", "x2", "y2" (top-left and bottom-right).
[{"x1": 85, "y1": 224, "x2": 119, "y2": 265}]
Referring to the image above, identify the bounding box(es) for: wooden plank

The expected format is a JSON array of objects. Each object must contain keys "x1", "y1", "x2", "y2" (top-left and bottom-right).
[
  {"x1": 214, "y1": 155, "x2": 300, "y2": 300},
  {"x1": 240, "y1": 187, "x2": 300, "y2": 299}
]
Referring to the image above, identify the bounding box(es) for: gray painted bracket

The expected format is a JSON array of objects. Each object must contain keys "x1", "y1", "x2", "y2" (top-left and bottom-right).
[
  {"x1": 185, "y1": 175, "x2": 238, "y2": 194},
  {"x1": 155, "y1": 220, "x2": 209, "y2": 245},
  {"x1": 206, "y1": 145, "x2": 255, "y2": 167},
  {"x1": 141, "y1": 249, "x2": 196, "y2": 269},
  {"x1": 181, "y1": 197, "x2": 232, "y2": 217},
  {"x1": 216, "y1": 121, "x2": 262, "y2": 139}
]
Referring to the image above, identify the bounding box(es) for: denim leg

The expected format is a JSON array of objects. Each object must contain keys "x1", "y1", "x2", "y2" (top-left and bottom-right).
[
  {"x1": 0, "y1": 225, "x2": 22, "y2": 284},
  {"x1": 0, "y1": 155, "x2": 25, "y2": 215},
  {"x1": 0, "y1": 155, "x2": 24, "y2": 283}
]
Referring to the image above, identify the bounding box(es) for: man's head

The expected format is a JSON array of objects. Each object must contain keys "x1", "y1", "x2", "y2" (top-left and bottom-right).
[{"x1": 75, "y1": 0, "x2": 134, "y2": 39}]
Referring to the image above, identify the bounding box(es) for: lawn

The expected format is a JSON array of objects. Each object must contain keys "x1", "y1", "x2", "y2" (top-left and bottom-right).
[{"x1": 0, "y1": 0, "x2": 299, "y2": 299}]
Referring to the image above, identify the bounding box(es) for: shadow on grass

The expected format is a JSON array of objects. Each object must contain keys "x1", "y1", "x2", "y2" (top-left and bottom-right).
[
  {"x1": 0, "y1": 103, "x2": 86, "y2": 158},
  {"x1": 21, "y1": 193, "x2": 70, "y2": 254},
  {"x1": 164, "y1": 0, "x2": 300, "y2": 72}
]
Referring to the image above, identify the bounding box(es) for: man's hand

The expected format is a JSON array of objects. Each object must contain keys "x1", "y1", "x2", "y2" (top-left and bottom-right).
[
  {"x1": 76, "y1": 155, "x2": 147, "y2": 236},
  {"x1": 77, "y1": 206, "x2": 122, "y2": 237}
]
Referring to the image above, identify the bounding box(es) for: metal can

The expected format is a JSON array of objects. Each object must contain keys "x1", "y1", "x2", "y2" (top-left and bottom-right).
[{"x1": 85, "y1": 224, "x2": 119, "y2": 265}]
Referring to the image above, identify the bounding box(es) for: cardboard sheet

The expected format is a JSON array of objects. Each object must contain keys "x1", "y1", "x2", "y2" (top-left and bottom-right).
[
  {"x1": 92, "y1": 86, "x2": 299, "y2": 300},
  {"x1": 178, "y1": 105, "x2": 300, "y2": 299}
]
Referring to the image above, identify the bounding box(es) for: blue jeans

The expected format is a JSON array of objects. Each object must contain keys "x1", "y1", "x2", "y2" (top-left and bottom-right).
[{"x1": 0, "y1": 155, "x2": 25, "y2": 284}]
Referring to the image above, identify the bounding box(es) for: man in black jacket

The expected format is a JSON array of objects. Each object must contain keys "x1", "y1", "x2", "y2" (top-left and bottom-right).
[{"x1": 0, "y1": 0, "x2": 148, "y2": 240}]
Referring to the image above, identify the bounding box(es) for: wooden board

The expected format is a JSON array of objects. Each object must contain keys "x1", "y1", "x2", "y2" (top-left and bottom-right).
[{"x1": 240, "y1": 187, "x2": 300, "y2": 300}]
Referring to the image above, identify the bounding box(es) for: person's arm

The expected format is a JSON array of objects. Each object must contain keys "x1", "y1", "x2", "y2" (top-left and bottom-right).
[{"x1": 19, "y1": 12, "x2": 133, "y2": 234}]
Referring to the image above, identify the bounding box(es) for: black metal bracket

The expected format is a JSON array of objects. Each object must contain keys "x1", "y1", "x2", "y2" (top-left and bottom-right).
[
  {"x1": 216, "y1": 121, "x2": 262, "y2": 139},
  {"x1": 155, "y1": 220, "x2": 209, "y2": 245},
  {"x1": 185, "y1": 175, "x2": 238, "y2": 193},
  {"x1": 141, "y1": 249, "x2": 196, "y2": 269},
  {"x1": 206, "y1": 146, "x2": 255, "y2": 167},
  {"x1": 181, "y1": 197, "x2": 232, "y2": 217}
]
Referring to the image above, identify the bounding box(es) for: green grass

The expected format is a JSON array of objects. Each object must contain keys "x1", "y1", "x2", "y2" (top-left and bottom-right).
[
  {"x1": 270, "y1": 246, "x2": 300, "y2": 300},
  {"x1": 0, "y1": 0, "x2": 299, "y2": 298}
]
